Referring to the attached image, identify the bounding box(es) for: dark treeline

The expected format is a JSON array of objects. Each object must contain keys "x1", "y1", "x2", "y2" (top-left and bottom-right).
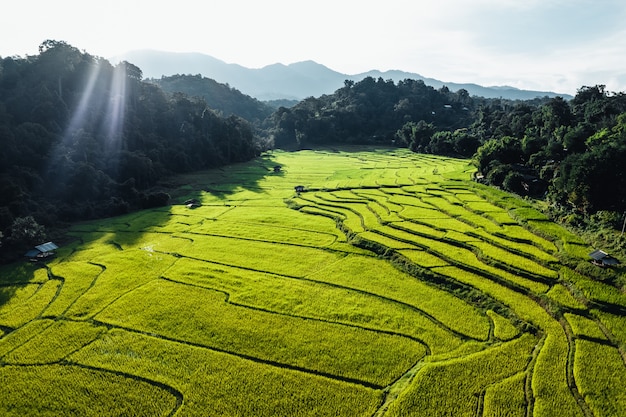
[
  {"x1": 266, "y1": 77, "x2": 479, "y2": 149},
  {"x1": 2, "y1": 40, "x2": 626, "y2": 259},
  {"x1": 472, "y1": 85, "x2": 626, "y2": 225},
  {"x1": 265, "y1": 77, "x2": 626, "y2": 230},
  {"x1": 0, "y1": 40, "x2": 261, "y2": 255},
  {"x1": 151, "y1": 74, "x2": 275, "y2": 123}
]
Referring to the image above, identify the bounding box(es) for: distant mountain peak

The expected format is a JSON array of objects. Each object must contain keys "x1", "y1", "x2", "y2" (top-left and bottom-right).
[{"x1": 112, "y1": 50, "x2": 572, "y2": 101}]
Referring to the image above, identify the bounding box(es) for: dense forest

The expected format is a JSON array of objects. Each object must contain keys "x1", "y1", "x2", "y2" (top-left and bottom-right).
[
  {"x1": 151, "y1": 74, "x2": 274, "y2": 123},
  {"x1": 265, "y1": 78, "x2": 626, "y2": 232},
  {"x1": 0, "y1": 41, "x2": 261, "y2": 257},
  {"x1": 2, "y1": 40, "x2": 626, "y2": 259}
]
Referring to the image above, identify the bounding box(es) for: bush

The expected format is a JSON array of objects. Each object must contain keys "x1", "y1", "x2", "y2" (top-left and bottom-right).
[
  {"x1": 6, "y1": 216, "x2": 46, "y2": 250},
  {"x1": 140, "y1": 192, "x2": 171, "y2": 209}
]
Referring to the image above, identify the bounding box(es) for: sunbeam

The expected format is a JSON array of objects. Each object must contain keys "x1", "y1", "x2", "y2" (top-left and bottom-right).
[
  {"x1": 63, "y1": 57, "x2": 103, "y2": 141},
  {"x1": 104, "y1": 62, "x2": 127, "y2": 152}
]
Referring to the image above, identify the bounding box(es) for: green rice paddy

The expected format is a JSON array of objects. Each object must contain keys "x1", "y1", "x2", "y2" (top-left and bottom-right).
[{"x1": 1, "y1": 147, "x2": 624, "y2": 416}]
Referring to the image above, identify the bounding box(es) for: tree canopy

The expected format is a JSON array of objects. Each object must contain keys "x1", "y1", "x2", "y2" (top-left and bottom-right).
[
  {"x1": 2, "y1": 40, "x2": 626, "y2": 260},
  {"x1": 0, "y1": 41, "x2": 262, "y2": 239}
]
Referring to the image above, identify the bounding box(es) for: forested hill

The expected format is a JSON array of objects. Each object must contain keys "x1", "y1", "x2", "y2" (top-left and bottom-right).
[
  {"x1": 151, "y1": 74, "x2": 275, "y2": 122},
  {"x1": 2, "y1": 40, "x2": 626, "y2": 261},
  {"x1": 0, "y1": 40, "x2": 261, "y2": 247},
  {"x1": 264, "y1": 77, "x2": 626, "y2": 231},
  {"x1": 265, "y1": 76, "x2": 546, "y2": 152}
]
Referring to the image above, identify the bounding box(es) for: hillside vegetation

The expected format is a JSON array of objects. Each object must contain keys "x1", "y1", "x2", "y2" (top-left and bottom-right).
[
  {"x1": 1, "y1": 149, "x2": 625, "y2": 416},
  {"x1": 2, "y1": 41, "x2": 626, "y2": 260},
  {"x1": 0, "y1": 40, "x2": 262, "y2": 248}
]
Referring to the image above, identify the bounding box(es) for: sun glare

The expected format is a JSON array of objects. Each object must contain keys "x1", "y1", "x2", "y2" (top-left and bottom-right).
[{"x1": 105, "y1": 63, "x2": 127, "y2": 151}]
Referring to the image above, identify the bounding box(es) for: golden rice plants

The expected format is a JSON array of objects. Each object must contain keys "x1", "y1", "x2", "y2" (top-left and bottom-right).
[
  {"x1": 565, "y1": 314, "x2": 606, "y2": 340},
  {"x1": 308, "y1": 255, "x2": 490, "y2": 342},
  {"x1": 163, "y1": 258, "x2": 462, "y2": 353},
  {"x1": 397, "y1": 249, "x2": 449, "y2": 268},
  {"x1": 487, "y1": 310, "x2": 520, "y2": 341},
  {"x1": 574, "y1": 339, "x2": 626, "y2": 417},
  {"x1": 532, "y1": 330, "x2": 584, "y2": 417},
  {"x1": 497, "y1": 226, "x2": 557, "y2": 253},
  {"x1": 0, "y1": 281, "x2": 60, "y2": 328},
  {"x1": 64, "y1": 249, "x2": 178, "y2": 319},
  {"x1": 546, "y1": 284, "x2": 586, "y2": 311},
  {"x1": 0, "y1": 319, "x2": 54, "y2": 358},
  {"x1": 74, "y1": 329, "x2": 383, "y2": 417},
  {"x1": 0, "y1": 364, "x2": 178, "y2": 417},
  {"x1": 385, "y1": 333, "x2": 536, "y2": 417},
  {"x1": 388, "y1": 221, "x2": 447, "y2": 240},
  {"x1": 44, "y1": 261, "x2": 104, "y2": 317},
  {"x1": 482, "y1": 371, "x2": 527, "y2": 417},
  {"x1": 193, "y1": 220, "x2": 338, "y2": 247},
  {"x1": 562, "y1": 267, "x2": 626, "y2": 307},
  {"x1": 428, "y1": 241, "x2": 548, "y2": 294},
  {"x1": 470, "y1": 229, "x2": 559, "y2": 264},
  {"x1": 592, "y1": 310, "x2": 626, "y2": 347},
  {"x1": 95, "y1": 279, "x2": 426, "y2": 387},
  {"x1": 179, "y1": 233, "x2": 344, "y2": 277},
  {"x1": 358, "y1": 231, "x2": 418, "y2": 250},
  {"x1": 217, "y1": 206, "x2": 344, "y2": 238},
  {"x1": 0, "y1": 262, "x2": 49, "y2": 285},
  {"x1": 469, "y1": 241, "x2": 558, "y2": 280},
  {"x1": 2, "y1": 320, "x2": 106, "y2": 364}
]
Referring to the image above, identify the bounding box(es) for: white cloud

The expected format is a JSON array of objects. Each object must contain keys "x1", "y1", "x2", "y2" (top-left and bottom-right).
[{"x1": 2, "y1": 0, "x2": 626, "y2": 94}]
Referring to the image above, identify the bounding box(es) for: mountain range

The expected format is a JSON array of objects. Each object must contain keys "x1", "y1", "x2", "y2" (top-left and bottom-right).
[{"x1": 111, "y1": 50, "x2": 573, "y2": 102}]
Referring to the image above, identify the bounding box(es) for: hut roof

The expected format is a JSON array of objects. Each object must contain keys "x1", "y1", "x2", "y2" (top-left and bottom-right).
[
  {"x1": 35, "y1": 242, "x2": 59, "y2": 252},
  {"x1": 589, "y1": 249, "x2": 619, "y2": 265}
]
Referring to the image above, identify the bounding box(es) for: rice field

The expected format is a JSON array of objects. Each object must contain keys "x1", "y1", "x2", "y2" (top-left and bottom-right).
[{"x1": 0, "y1": 147, "x2": 624, "y2": 416}]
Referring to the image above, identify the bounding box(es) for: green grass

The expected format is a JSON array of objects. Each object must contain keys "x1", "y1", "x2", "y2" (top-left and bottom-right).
[
  {"x1": 72, "y1": 329, "x2": 383, "y2": 417},
  {"x1": 565, "y1": 313, "x2": 606, "y2": 340},
  {"x1": 574, "y1": 339, "x2": 626, "y2": 417},
  {"x1": 487, "y1": 310, "x2": 520, "y2": 341},
  {"x1": 95, "y1": 279, "x2": 426, "y2": 387},
  {"x1": 2, "y1": 320, "x2": 106, "y2": 364},
  {"x1": 0, "y1": 364, "x2": 179, "y2": 417},
  {"x1": 482, "y1": 371, "x2": 527, "y2": 417},
  {"x1": 0, "y1": 148, "x2": 621, "y2": 416},
  {"x1": 386, "y1": 334, "x2": 536, "y2": 417}
]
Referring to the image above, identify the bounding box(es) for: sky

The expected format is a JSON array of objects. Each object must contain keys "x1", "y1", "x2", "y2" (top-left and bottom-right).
[{"x1": 2, "y1": 0, "x2": 626, "y2": 96}]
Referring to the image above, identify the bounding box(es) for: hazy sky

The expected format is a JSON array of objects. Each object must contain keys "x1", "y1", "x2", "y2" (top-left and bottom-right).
[{"x1": 3, "y1": 0, "x2": 626, "y2": 95}]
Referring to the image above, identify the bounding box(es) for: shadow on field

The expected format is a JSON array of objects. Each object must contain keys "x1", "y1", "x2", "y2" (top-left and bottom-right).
[
  {"x1": 79, "y1": 153, "x2": 286, "y2": 250},
  {"x1": 164, "y1": 152, "x2": 284, "y2": 202},
  {"x1": 0, "y1": 262, "x2": 42, "y2": 309}
]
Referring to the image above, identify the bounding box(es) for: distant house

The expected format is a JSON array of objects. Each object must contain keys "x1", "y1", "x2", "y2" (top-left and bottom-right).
[
  {"x1": 184, "y1": 198, "x2": 201, "y2": 209},
  {"x1": 25, "y1": 242, "x2": 59, "y2": 261},
  {"x1": 589, "y1": 249, "x2": 619, "y2": 267},
  {"x1": 294, "y1": 185, "x2": 305, "y2": 193}
]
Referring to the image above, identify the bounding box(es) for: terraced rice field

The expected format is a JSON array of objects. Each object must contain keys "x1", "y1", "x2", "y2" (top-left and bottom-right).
[{"x1": 1, "y1": 147, "x2": 625, "y2": 416}]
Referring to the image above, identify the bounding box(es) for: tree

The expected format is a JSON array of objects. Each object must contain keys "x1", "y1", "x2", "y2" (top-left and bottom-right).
[{"x1": 6, "y1": 216, "x2": 46, "y2": 250}]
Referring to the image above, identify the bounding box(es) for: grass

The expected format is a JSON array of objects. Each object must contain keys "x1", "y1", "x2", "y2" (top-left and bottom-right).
[
  {"x1": 163, "y1": 258, "x2": 455, "y2": 353},
  {"x1": 72, "y1": 329, "x2": 383, "y2": 417},
  {"x1": 482, "y1": 371, "x2": 527, "y2": 417},
  {"x1": 0, "y1": 148, "x2": 623, "y2": 416},
  {"x1": 2, "y1": 320, "x2": 107, "y2": 364},
  {"x1": 574, "y1": 339, "x2": 626, "y2": 417},
  {"x1": 0, "y1": 364, "x2": 180, "y2": 417},
  {"x1": 385, "y1": 334, "x2": 537, "y2": 417},
  {"x1": 95, "y1": 279, "x2": 426, "y2": 387}
]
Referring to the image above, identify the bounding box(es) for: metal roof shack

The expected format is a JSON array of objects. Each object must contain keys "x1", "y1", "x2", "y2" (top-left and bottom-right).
[
  {"x1": 24, "y1": 242, "x2": 59, "y2": 261},
  {"x1": 589, "y1": 249, "x2": 619, "y2": 267}
]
